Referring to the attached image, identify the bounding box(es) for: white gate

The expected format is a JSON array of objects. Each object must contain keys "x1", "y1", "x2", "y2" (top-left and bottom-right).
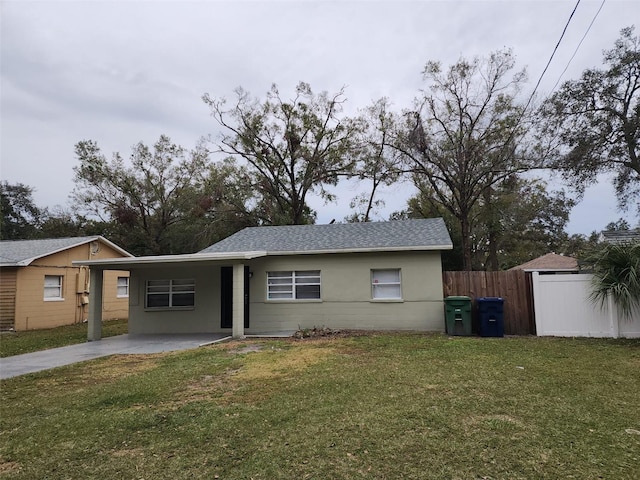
[{"x1": 532, "y1": 273, "x2": 640, "y2": 338}]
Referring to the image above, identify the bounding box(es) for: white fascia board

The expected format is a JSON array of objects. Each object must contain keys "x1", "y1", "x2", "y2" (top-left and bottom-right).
[
  {"x1": 264, "y1": 245, "x2": 454, "y2": 256},
  {"x1": 95, "y1": 236, "x2": 135, "y2": 258},
  {"x1": 73, "y1": 251, "x2": 267, "y2": 268}
]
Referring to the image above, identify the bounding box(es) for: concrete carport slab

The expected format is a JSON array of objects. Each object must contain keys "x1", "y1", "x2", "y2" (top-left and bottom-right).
[{"x1": 0, "y1": 334, "x2": 230, "y2": 380}]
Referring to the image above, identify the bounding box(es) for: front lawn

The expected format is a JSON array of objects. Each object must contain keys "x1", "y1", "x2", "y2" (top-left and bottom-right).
[
  {"x1": 1, "y1": 333, "x2": 639, "y2": 479},
  {"x1": 0, "y1": 319, "x2": 128, "y2": 357}
]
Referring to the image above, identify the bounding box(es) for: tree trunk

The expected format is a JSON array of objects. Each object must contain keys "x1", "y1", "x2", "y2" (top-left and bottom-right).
[
  {"x1": 484, "y1": 186, "x2": 499, "y2": 271},
  {"x1": 363, "y1": 179, "x2": 380, "y2": 223},
  {"x1": 460, "y1": 216, "x2": 473, "y2": 271},
  {"x1": 487, "y1": 229, "x2": 499, "y2": 271}
]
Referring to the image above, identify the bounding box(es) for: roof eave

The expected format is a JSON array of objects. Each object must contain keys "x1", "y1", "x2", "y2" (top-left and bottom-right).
[
  {"x1": 14, "y1": 236, "x2": 134, "y2": 266},
  {"x1": 261, "y1": 244, "x2": 454, "y2": 256},
  {"x1": 96, "y1": 236, "x2": 135, "y2": 258},
  {"x1": 18, "y1": 238, "x2": 98, "y2": 266},
  {"x1": 73, "y1": 251, "x2": 268, "y2": 268},
  {"x1": 73, "y1": 244, "x2": 453, "y2": 269}
]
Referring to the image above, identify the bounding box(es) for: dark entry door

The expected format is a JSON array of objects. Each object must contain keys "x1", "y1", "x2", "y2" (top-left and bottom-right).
[{"x1": 220, "y1": 266, "x2": 250, "y2": 329}]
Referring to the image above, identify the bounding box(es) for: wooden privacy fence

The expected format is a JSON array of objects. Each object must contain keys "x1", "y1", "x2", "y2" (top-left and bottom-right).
[{"x1": 442, "y1": 270, "x2": 535, "y2": 335}]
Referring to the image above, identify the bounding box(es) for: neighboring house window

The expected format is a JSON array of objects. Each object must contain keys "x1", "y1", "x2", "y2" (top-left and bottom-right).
[
  {"x1": 371, "y1": 269, "x2": 402, "y2": 299},
  {"x1": 44, "y1": 275, "x2": 63, "y2": 300},
  {"x1": 145, "y1": 279, "x2": 195, "y2": 308},
  {"x1": 117, "y1": 277, "x2": 129, "y2": 298},
  {"x1": 267, "y1": 271, "x2": 321, "y2": 300}
]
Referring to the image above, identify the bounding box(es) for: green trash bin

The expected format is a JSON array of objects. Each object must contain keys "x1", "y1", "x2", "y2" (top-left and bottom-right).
[{"x1": 444, "y1": 296, "x2": 473, "y2": 336}]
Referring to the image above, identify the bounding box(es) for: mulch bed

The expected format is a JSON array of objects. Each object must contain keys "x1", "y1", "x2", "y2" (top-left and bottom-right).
[{"x1": 292, "y1": 326, "x2": 382, "y2": 340}]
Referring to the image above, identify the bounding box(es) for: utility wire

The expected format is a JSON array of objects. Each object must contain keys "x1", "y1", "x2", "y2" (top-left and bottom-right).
[
  {"x1": 500, "y1": 0, "x2": 582, "y2": 159},
  {"x1": 550, "y1": 0, "x2": 606, "y2": 93},
  {"x1": 522, "y1": 0, "x2": 582, "y2": 115}
]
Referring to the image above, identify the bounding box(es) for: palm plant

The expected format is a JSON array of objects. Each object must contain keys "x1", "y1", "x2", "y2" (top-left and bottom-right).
[{"x1": 585, "y1": 242, "x2": 640, "y2": 320}]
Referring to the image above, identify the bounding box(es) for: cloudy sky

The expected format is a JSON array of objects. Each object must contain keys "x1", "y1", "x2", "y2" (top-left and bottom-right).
[{"x1": 2, "y1": 0, "x2": 638, "y2": 234}]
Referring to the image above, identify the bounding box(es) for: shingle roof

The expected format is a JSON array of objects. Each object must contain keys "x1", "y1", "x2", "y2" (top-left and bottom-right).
[
  {"x1": 0, "y1": 236, "x2": 132, "y2": 267},
  {"x1": 601, "y1": 229, "x2": 640, "y2": 245},
  {"x1": 508, "y1": 253, "x2": 578, "y2": 272},
  {"x1": 199, "y1": 218, "x2": 453, "y2": 255}
]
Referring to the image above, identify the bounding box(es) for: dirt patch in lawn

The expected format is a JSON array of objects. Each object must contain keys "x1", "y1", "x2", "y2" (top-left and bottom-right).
[
  {"x1": 170, "y1": 333, "x2": 418, "y2": 407},
  {"x1": 235, "y1": 344, "x2": 336, "y2": 381},
  {"x1": 78, "y1": 355, "x2": 161, "y2": 381},
  {"x1": 228, "y1": 344, "x2": 265, "y2": 355},
  {"x1": 462, "y1": 414, "x2": 527, "y2": 438},
  {"x1": 34, "y1": 354, "x2": 161, "y2": 392},
  {"x1": 0, "y1": 460, "x2": 21, "y2": 474},
  {"x1": 109, "y1": 447, "x2": 146, "y2": 458},
  {"x1": 173, "y1": 342, "x2": 338, "y2": 406}
]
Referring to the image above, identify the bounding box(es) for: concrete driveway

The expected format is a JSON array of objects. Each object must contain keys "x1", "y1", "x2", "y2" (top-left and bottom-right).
[{"x1": 0, "y1": 334, "x2": 230, "y2": 380}]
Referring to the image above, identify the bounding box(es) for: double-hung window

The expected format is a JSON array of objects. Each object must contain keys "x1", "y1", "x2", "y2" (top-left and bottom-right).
[
  {"x1": 44, "y1": 275, "x2": 63, "y2": 300},
  {"x1": 117, "y1": 277, "x2": 129, "y2": 298},
  {"x1": 267, "y1": 271, "x2": 321, "y2": 300},
  {"x1": 371, "y1": 269, "x2": 402, "y2": 300},
  {"x1": 146, "y1": 279, "x2": 195, "y2": 308}
]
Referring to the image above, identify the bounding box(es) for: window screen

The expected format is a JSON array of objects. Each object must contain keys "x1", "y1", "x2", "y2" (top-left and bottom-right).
[
  {"x1": 44, "y1": 275, "x2": 63, "y2": 300},
  {"x1": 371, "y1": 269, "x2": 401, "y2": 299},
  {"x1": 146, "y1": 279, "x2": 195, "y2": 308},
  {"x1": 117, "y1": 277, "x2": 129, "y2": 297},
  {"x1": 267, "y1": 271, "x2": 321, "y2": 300}
]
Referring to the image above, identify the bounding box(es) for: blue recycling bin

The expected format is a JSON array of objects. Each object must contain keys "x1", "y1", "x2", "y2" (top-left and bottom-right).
[{"x1": 476, "y1": 297, "x2": 504, "y2": 337}]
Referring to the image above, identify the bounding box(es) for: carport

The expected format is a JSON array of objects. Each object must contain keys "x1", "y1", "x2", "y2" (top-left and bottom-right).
[{"x1": 73, "y1": 251, "x2": 267, "y2": 341}]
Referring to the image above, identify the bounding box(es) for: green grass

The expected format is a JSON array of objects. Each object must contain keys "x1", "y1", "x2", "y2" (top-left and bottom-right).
[
  {"x1": 0, "y1": 319, "x2": 128, "y2": 357},
  {"x1": 1, "y1": 333, "x2": 639, "y2": 479}
]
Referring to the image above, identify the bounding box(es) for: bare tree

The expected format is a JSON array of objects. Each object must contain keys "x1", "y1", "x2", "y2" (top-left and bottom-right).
[
  {"x1": 396, "y1": 50, "x2": 535, "y2": 270},
  {"x1": 203, "y1": 82, "x2": 361, "y2": 225},
  {"x1": 347, "y1": 98, "x2": 404, "y2": 222}
]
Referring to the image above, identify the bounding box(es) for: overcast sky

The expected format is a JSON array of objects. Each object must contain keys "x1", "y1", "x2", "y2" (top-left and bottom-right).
[{"x1": 2, "y1": 0, "x2": 638, "y2": 235}]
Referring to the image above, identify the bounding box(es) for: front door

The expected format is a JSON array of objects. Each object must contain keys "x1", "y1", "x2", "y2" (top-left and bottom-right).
[{"x1": 220, "y1": 266, "x2": 250, "y2": 329}]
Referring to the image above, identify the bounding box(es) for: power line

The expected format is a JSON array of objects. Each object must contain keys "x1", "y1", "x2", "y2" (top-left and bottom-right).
[
  {"x1": 502, "y1": 0, "x2": 582, "y2": 157},
  {"x1": 522, "y1": 0, "x2": 582, "y2": 115},
  {"x1": 550, "y1": 0, "x2": 606, "y2": 93}
]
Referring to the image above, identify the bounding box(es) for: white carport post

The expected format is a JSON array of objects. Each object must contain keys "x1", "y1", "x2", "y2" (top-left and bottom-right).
[
  {"x1": 232, "y1": 263, "x2": 245, "y2": 339},
  {"x1": 87, "y1": 267, "x2": 104, "y2": 341}
]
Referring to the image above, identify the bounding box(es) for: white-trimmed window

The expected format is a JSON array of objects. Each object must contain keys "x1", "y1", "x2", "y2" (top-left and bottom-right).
[
  {"x1": 145, "y1": 279, "x2": 195, "y2": 308},
  {"x1": 117, "y1": 276, "x2": 129, "y2": 298},
  {"x1": 44, "y1": 275, "x2": 63, "y2": 300},
  {"x1": 371, "y1": 269, "x2": 402, "y2": 299},
  {"x1": 267, "y1": 271, "x2": 321, "y2": 300}
]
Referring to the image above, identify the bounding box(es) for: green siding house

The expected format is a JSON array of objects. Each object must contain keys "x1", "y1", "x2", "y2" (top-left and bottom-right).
[{"x1": 75, "y1": 219, "x2": 453, "y2": 340}]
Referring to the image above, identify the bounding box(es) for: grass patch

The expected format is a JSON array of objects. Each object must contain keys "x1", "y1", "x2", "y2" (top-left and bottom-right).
[
  {"x1": 0, "y1": 319, "x2": 128, "y2": 357},
  {"x1": 1, "y1": 333, "x2": 639, "y2": 479}
]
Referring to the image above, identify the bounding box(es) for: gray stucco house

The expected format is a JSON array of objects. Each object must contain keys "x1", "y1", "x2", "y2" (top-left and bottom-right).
[{"x1": 75, "y1": 219, "x2": 453, "y2": 340}]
